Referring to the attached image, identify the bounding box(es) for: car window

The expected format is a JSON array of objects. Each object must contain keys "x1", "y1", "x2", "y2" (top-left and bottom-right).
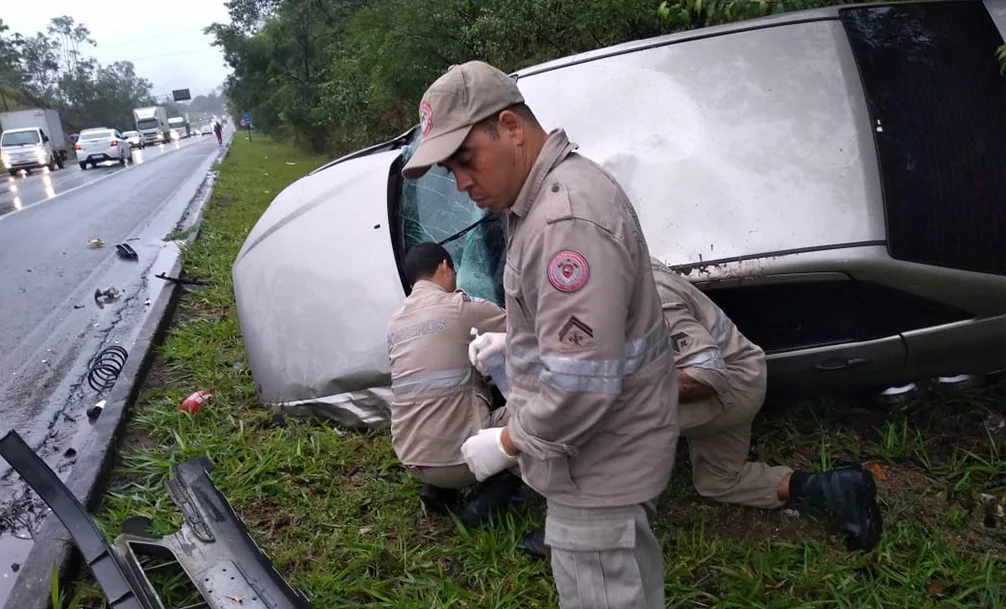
[
  {"x1": 1, "y1": 130, "x2": 41, "y2": 146},
  {"x1": 703, "y1": 278, "x2": 970, "y2": 353},
  {"x1": 80, "y1": 130, "x2": 113, "y2": 140},
  {"x1": 399, "y1": 136, "x2": 506, "y2": 305},
  {"x1": 840, "y1": 1, "x2": 1005, "y2": 276}
]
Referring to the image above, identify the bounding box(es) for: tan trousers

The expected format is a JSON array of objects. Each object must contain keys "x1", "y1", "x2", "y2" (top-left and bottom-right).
[
  {"x1": 678, "y1": 384, "x2": 791, "y2": 509},
  {"x1": 546, "y1": 501, "x2": 664, "y2": 609},
  {"x1": 407, "y1": 406, "x2": 517, "y2": 489}
]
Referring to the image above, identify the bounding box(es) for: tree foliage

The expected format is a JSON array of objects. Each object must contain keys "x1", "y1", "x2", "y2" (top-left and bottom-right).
[
  {"x1": 208, "y1": 0, "x2": 878, "y2": 155},
  {"x1": 0, "y1": 16, "x2": 178, "y2": 134}
]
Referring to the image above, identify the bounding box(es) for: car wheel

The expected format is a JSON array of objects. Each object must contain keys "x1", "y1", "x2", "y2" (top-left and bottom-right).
[
  {"x1": 119, "y1": 153, "x2": 127, "y2": 166},
  {"x1": 79, "y1": 162, "x2": 87, "y2": 170},
  {"x1": 56, "y1": 154, "x2": 65, "y2": 169},
  {"x1": 8, "y1": 169, "x2": 17, "y2": 177}
]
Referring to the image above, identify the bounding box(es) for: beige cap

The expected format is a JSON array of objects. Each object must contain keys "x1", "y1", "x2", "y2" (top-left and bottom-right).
[{"x1": 402, "y1": 61, "x2": 524, "y2": 180}]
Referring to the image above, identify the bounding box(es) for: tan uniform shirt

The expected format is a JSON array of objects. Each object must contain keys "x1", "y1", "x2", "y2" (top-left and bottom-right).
[
  {"x1": 387, "y1": 280, "x2": 506, "y2": 467},
  {"x1": 504, "y1": 130, "x2": 679, "y2": 508},
  {"x1": 650, "y1": 258, "x2": 766, "y2": 401}
]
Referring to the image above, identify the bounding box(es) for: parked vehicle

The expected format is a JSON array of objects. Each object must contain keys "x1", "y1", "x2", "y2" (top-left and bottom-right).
[
  {"x1": 232, "y1": 0, "x2": 1006, "y2": 429},
  {"x1": 121, "y1": 130, "x2": 145, "y2": 149},
  {"x1": 75, "y1": 128, "x2": 130, "y2": 169},
  {"x1": 132, "y1": 106, "x2": 170, "y2": 145},
  {"x1": 0, "y1": 108, "x2": 68, "y2": 176}
]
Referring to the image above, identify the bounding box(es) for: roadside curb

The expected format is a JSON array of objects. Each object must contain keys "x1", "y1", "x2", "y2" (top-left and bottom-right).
[{"x1": 1, "y1": 133, "x2": 235, "y2": 609}]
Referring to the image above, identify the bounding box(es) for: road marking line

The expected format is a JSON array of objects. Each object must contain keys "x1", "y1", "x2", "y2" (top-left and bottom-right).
[{"x1": 0, "y1": 139, "x2": 214, "y2": 224}]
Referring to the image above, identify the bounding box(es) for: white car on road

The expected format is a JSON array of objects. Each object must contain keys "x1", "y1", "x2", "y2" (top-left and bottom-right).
[{"x1": 75, "y1": 128, "x2": 130, "y2": 170}]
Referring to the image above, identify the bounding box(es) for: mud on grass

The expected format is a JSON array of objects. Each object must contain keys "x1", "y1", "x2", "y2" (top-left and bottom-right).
[{"x1": 66, "y1": 136, "x2": 1006, "y2": 608}]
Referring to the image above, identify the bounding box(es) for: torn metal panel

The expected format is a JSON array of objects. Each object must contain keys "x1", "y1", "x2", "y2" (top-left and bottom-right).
[
  {"x1": 0, "y1": 430, "x2": 312, "y2": 609},
  {"x1": 114, "y1": 456, "x2": 312, "y2": 609}
]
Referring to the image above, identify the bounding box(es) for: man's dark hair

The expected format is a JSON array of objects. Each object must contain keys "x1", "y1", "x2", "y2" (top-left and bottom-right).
[
  {"x1": 475, "y1": 103, "x2": 539, "y2": 138},
  {"x1": 404, "y1": 242, "x2": 454, "y2": 285}
]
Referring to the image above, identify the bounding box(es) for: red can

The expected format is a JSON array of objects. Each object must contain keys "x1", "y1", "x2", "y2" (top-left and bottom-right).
[{"x1": 180, "y1": 389, "x2": 214, "y2": 414}]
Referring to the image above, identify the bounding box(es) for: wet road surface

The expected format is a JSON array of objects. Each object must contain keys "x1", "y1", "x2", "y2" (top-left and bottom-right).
[{"x1": 0, "y1": 131, "x2": 226, "y2": 598}]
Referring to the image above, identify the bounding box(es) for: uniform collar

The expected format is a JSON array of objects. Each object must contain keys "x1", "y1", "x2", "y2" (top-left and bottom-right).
[
  {"x1": 509, "y1": 129, "x2": 577, "y2": 218},
  {"x1": 412, "y1": 279, "x2": 446, "y2": 293}
]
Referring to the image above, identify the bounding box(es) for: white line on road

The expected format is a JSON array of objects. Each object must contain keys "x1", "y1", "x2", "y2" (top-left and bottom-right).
[{"x1": 0, "y1": 139, "x2": 215, "y2": 225}]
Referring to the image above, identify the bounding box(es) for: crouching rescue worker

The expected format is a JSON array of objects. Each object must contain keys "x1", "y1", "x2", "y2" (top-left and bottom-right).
[
  {"x1": 386, "y1": 242, "x2": 523, "y2": 527},
  {"x1": 525, "y1": 257, "x2": 883, "y2": 557},
  {"x1": 403, "y1": 60, "x2": 679, "y2": 609},
  {"x1": 649, "y1": 258, "x2": 882, "y2": 550}
]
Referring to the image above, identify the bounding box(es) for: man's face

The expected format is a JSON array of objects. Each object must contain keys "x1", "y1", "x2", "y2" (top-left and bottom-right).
[{"x1": 442, "y1": 116, "x2": 525, "y2": 213}]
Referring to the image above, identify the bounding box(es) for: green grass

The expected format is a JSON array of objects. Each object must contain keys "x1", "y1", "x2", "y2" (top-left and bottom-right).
[{"x1": 67, "y1": 136, "x2": 1006, "y2": 608}]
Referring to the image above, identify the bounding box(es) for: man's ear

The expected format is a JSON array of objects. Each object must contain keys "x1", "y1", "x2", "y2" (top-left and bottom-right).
[{"x1": 497, "y1": 110, "x2": 523, "y2": 143}]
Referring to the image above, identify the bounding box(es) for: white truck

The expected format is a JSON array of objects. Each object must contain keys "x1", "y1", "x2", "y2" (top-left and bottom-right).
[
  {"x1": 133, "y1": 106, "x2": 170, "y2": 145},
  {"x1": 0, "y1": 108, "x2": 69, "y2": 176},
  {"x1": 168, "y1": 116, "x2": 190, "y2": 138}
]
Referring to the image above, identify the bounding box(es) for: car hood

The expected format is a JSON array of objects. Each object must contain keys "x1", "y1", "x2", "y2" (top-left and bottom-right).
[{"x1": 233, "y1": 150, "x2": 404, "y2": 410}]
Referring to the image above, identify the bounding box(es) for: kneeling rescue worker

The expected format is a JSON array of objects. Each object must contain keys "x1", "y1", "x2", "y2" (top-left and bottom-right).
[
  {"x1": 523, "y1": 257, "x2": 883, "y2": 558},
  {"x1": 403, "y1": 60, "x2": 679, "y2": 609},
  {"x1": 386, "y1": 242, "x2": 523, "y2": 527}
]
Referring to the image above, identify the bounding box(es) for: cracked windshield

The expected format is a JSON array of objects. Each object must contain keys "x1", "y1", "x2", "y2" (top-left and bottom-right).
[{"x1": 0, "y1": 0, "x2": 1003, "y2": 608}]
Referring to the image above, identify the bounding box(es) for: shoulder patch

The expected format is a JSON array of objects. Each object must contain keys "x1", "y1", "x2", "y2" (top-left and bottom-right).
[
  {"x1": 558, "y1": 316, "x2": 595, "y2": 350},
  {"x1": 670, "y1": 331, "x2": 691, "y2": 354},
  {"x1": 547, "y1": 250, "x2": 589, "y2": 292}
]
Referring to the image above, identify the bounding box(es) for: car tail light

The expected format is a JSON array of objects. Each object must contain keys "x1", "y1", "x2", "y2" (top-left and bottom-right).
[
  {"x1": 74, "y1": 143, "x2": 81, "y2": 150},
  {"x1": 110, "y1": 140, "x2": 118, "y2": 146}
]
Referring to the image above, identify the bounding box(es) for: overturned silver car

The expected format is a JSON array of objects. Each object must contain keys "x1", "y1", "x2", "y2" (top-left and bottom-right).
[{"x1": 233, "y1": 1, "x2": 1006, "y2": 429}]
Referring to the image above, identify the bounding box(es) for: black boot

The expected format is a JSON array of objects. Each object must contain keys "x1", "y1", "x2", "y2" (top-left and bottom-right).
[
  {"x1": 461, "y1": 471, "x2": 524, "y2": 527},
  {"x1": 420, "y1": 484, "x2": 460, "y2": 515},
  {"x1": 789, "y1": 465, "x2": 882, "y2": 551},
  {"x1": 522, "y1": 528, "x2": 550, "y2": 561}
]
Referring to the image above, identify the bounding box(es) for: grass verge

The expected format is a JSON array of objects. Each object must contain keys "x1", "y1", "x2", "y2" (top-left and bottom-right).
[{"x1": 68, "y1": 135, "x2": 1006, "y2": 608}]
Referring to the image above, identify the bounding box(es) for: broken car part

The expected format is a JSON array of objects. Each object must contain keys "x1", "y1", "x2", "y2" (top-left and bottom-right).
[
  {"x1": 0, "y1": 431, "x2": 150, "y2": 609},
  {"x1": 115, "y1": 243, "x2": 138, "y2": 261},
  {"x1": 94, "y1": 287, "x2": 121, "y2": 309},
  {"x1": 87, "y1": 345, "x2": 128, "y2": 392},
  {"x1": 154, "y1": 272, "x2": 208, "y2": 286},
  {"x1": 0, "y1": 430, "x2": 313, "y2": 609}
]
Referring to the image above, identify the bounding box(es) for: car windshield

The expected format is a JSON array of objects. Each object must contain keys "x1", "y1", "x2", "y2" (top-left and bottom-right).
[
  {"x1": 399, "y1": 135, "x2": 506, "y2": 305},
  {"x1": 1, "y1": 130, "x2": 40, "y2": 146},
  {"x1": 136, "y1": 118, "x2": 159, "y2": 130},
  {"x1": 80, "y1": 130, "x2": 113, "y2": 140}
]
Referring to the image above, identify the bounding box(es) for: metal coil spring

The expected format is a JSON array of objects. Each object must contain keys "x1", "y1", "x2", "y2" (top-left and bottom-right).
[{"x1": 87, "y1": 345, "x2": 128, "y2": 392}]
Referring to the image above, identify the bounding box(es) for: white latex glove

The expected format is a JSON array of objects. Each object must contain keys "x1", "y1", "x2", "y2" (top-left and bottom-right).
[
  {"x1": 467, "y1": 331, "x2": 506, "y2": 375},
  {"x1": 460, "y1": 427, "x2": 517, "y2": 482}
]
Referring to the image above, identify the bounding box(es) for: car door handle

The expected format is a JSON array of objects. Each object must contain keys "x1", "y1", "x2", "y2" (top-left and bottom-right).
[{"x1": 814, "y1": 357, "x2": 869, "y2": 372}]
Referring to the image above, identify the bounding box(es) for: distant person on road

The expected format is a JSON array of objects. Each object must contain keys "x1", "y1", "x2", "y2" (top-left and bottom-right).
[
  {"x1": 386, "y1": 242, "x2": 524, "y2": 527},
  {"x1": 213, "y1": 120, "x2": 222, "y2": 146}
]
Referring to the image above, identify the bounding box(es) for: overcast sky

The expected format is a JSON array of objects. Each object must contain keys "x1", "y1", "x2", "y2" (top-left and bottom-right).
[{"x1": 5, "y1": 0, "x2": 232, "y2": 98}]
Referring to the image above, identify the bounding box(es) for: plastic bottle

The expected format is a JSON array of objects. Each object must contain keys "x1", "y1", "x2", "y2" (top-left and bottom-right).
[{"x1": 470, "y1": 328, "x2": 511, "y2": 398}]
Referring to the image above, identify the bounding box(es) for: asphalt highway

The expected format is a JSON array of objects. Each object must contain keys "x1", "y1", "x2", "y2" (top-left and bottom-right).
[{"x1": 0, "y1": 129, "x2": 226, "y2": 599}]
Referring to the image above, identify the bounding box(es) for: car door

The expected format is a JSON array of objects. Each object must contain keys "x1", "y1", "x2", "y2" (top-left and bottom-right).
[{"x1": 702, "y1": 272, "x2": 911, "y2": 391}]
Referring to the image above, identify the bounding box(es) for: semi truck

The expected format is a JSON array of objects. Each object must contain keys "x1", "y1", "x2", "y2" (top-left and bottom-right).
[
  {"x1": 168, "y1": 116, "x2": 191, "y2": 138},
  {"x1": 133, "y1": 106, "x2": 170, "y2": 145},
  {"x1": 0, "y1": 108, "x2": 69, "y2": 176}
]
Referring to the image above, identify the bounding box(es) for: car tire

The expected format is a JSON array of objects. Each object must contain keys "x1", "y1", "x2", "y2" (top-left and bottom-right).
[
  {"x1": 79, "y1": 162, "x2": 87, "y2": 170},
  {"x1": 56, "y1": 154, "x2": 65, "y2": 169},
  {"x1": 119, "y1": 153, "x2": 127, "y2": 166},
  {"x1": 8, "y1": 169, "x2": 17, "y2": 177}
]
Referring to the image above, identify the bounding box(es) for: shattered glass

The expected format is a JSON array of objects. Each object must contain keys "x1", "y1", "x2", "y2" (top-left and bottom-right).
[{"x1": 400, "y1": 138, "x2": 506, "y2": 305}]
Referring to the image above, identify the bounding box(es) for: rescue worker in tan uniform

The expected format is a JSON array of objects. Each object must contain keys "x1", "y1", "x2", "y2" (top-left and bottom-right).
[
  {"x1": 386, "y1": 241, "x2": 523, "y2": 527},
  {"x1": 524, "y1": 258, "x2": 882, "y2": 557},
  {"x1": 403, "y1": 61, "x2": 678, "y2": 609},
  {"x1": 650, "y1": 257, "x2": 881, "y2": 551}
]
